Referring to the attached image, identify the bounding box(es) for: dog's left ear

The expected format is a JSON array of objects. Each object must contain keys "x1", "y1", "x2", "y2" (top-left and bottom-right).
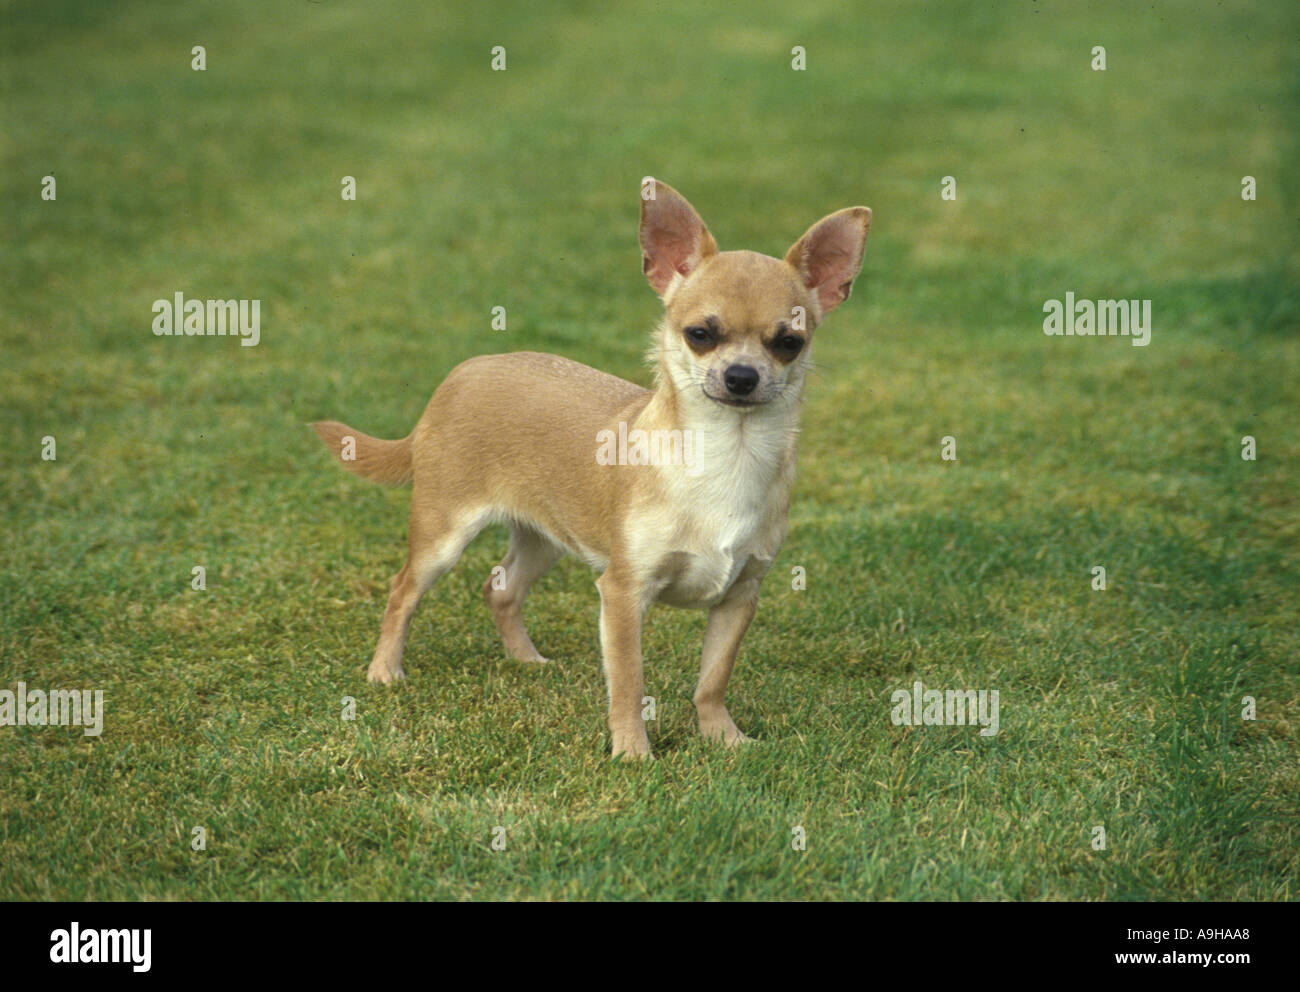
[{"x1": 784, "y1": 206, "x2": 872, "y2": 317}]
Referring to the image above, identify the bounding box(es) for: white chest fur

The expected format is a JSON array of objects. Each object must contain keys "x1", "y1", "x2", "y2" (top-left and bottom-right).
[{"x1": 627, "y1": 406, "x2": 792, "y2": 608}]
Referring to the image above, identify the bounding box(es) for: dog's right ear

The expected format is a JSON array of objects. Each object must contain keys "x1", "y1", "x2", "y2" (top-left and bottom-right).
[{"x1": 638, "y1": 179, "x2": 718, "y2": 297}]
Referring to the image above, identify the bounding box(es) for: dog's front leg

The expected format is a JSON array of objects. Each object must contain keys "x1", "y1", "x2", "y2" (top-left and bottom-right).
[
  {"x1": 695, "y1": 577, "x2": 760, "y2": 745},
  {"x1": 596, "y1": 567, "x2": 652, "y2": 759}
]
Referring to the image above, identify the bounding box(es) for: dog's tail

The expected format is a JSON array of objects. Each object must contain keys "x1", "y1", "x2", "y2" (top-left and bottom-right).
[{"x1": 310, "y1": 420, "x2": 413, "y2": 486}]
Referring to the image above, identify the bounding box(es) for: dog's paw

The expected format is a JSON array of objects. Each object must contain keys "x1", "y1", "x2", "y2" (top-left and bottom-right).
[
  {"x1": 510, "y1": 647, "x2": 551, "y2": 664},
  {"x1": 611, "y1": 729, "x2": 654, "y2": 760},
  {"x1": 699, "y1": 713, "x2": 753, "y2": 747},
  {"x1": 616, "y1": 748, "x2": 655, "y2": 762},
  {"x1": 367, "y1": 661, "x2": 405, "y2": 685}
]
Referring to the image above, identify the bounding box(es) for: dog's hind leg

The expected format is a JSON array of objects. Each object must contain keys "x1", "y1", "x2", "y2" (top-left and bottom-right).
[
  {"x1": 367, "y1": 507, "x2": 487, "y2": 684},
  {"x1": 482, "y1": 524, "x2": 563, "y2": 662}
]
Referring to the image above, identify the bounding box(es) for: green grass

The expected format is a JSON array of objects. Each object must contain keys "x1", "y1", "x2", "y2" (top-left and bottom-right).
[{"x1": 1, "y1": 0, "x2": 1297, "y2": 900}]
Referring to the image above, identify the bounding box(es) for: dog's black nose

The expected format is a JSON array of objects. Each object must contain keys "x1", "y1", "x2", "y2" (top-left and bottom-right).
[{"x1": 724, "y1": 365, "x2": 760, "y2": 396}]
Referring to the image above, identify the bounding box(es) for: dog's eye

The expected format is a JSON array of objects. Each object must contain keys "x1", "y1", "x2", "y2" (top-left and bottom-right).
[
  {"x1": 684, "y1": 325, "x2": 715, "y2": 345},
  {"x1": 772, "y1": 333, "x2": 804, "y2": 356}
]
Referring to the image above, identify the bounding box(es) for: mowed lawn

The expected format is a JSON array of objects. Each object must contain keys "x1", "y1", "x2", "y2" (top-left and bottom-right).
[{"x1": 1, "y1": 0, "x2": 1296, "y2": 900}]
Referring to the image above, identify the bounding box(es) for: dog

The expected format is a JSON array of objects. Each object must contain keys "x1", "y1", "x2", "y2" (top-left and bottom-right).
[{"x1": 312, "y1": 179, "x2": 871, "y2": 758}]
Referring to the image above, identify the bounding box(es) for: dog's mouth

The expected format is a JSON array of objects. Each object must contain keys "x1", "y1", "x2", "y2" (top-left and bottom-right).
[{"x1": 702, "y1": 387, "x2": 765, "y2": 409}]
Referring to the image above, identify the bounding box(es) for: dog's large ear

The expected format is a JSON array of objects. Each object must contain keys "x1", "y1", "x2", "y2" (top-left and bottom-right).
[
  {"x1": 784, "y1": 207, "x2": 871, "y2": 317},
  {"x1": 639, "y1": 180, "x2": 718, "y2": 297}
]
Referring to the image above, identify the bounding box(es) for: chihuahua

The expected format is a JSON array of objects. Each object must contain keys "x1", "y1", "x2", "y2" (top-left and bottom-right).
[{"x1": 312, "y1": 180, "x2": 870, "y2": 758}]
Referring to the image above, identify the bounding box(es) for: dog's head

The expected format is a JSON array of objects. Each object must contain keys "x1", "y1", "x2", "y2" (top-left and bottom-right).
[{"x1": 639, "y1": 179, "x2": 870, "y2": 411}]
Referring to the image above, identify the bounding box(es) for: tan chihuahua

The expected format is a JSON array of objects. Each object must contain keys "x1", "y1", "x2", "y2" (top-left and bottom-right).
[{"x1": 312, "y1": 180, "x2": 870, "y2": 759}]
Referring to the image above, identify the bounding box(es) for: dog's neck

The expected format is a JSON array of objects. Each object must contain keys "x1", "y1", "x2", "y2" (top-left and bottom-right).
[{"x1": 641, "y1": 349, "x2": 804, "y2": 496}]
